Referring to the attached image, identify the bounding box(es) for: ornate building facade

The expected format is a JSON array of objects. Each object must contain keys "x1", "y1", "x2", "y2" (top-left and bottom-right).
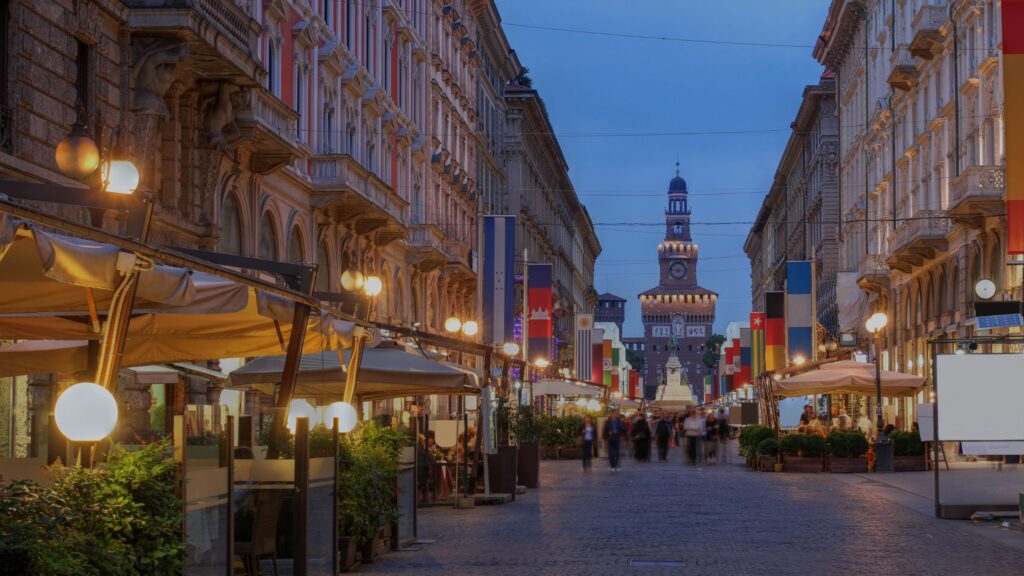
[
  {"x1": 745, "y1": 76, "x2": 841, "y2": 346},
  {"x1": 639, "y1": 167, "x2": 717, "y2": 400},
  {"x1": 815, "y1": 0, "x2": 1022, "y2": 392}
]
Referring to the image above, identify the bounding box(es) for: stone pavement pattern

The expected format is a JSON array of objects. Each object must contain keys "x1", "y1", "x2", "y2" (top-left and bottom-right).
[{"x1": 362, "y1": 446, "x2": 1024, "y2": 575}]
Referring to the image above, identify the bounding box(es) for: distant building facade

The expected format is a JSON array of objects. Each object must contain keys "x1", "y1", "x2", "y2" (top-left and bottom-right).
[{"x1": 594, "y1": 292, "x2": 626, "y2": 334}]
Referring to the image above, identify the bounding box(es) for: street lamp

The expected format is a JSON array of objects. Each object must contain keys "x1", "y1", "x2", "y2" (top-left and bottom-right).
[
  {"x1": 103, "y1": 158, "x2": 140, "y2": 194},
  {"x1": 461, "y1": 320, "x2": 478, "y2": 337},
  {"x1": 502, "y1": 342, "x2": 520, "y2": 357},
  {"x1": 444, "y1": 316, "x2": 462, "y2": 334},
  {"x1": 363, "y1": 275, "x2": 383, "y2": 297},
  {"x1": 340, "y1": 270, "x2": 365, "y2": 292},
  {"x1": 865, "y1": 311, "x2": 891, "y2": 472},
  {"x1": 325, "y1": 401, "x2": 358, "y2": 433},
  {"x1": 534, "y1": 358, "x2": 549, "y2": 369},
  {"x1": 792, "y1": 355, "x2": 807, "y2": 367},
  {"x1": 55, "y1": 108, "x2": 100, "y2": 179},
  {"x1": 287, "y1": 399, "x2": 318, "y2": 434},
  {"x1": 54, "y1": 382, "x2": 118, "y2": 467}
]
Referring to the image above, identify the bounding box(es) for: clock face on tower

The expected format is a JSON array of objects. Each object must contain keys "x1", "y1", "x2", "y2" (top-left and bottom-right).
[{"x1": 669, "y1": 260, "x2": 689, "y2": 279}]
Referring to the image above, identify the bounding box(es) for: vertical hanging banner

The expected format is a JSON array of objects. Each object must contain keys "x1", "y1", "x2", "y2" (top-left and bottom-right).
[
  {"x1": 750, "y1": 312, "x2": 766, "y2": 378},
  {"x1": 629, "y1": 370, "x2": 639, "y2": 399},
  {"x1": 786, "y1": 261, "x2": 814, "y2": 364},
  {"x1": 574, "y1": 314, "x2": 593, "y2": 382},
  {"x1": 611, "y1": 345, "x2": 621, "y2": 394},
  {"x1": 739, "y1": 328, "x2": 752, "y2": 388},
  {"x1": 526, "y1": 263, "x2": 553, "y2": 363},
  {"x1": 1006, "y1": 0, "x2": 1024, "y2": 253},
  {"x1": 602, "y1": 339, "x2": 613, "y2": 387},
  {"x1": 590, "y1": 328, "x2": 604, "y2": 385},
  {"x1": 481, "y1": 216, "x2": 516, "y2": 346},
  {"x1": 765, "y1": 291, "x2": 786, "y2": 371}
]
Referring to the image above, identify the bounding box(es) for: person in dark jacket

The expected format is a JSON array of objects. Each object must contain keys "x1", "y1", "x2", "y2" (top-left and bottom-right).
[
  {"x1": 579, "y1": 414, "x2": 597, "y2": 472},
  {"x1": 655, "y1": 415, "x2": 673, "y2": 462},
  {"x1": 717, "y1": 409, "x2": 731, "y2": 463},
  {"x1": 602, "y1": 410, "x2": 625, "y2": 471},
  {"x1": 631, "y1": 413, "x2": 652, "y2": 462}
]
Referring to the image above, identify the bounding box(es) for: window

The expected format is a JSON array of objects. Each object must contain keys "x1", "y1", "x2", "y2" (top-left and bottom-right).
[
  {"x1": 344, "y1": 0, "x2": 353, "y2": 47},
  {"x1": 219, "y1": 194, "x2": 242, "y2": 256},
  {"x1": 259, "y1": 212, "x2": 278, "y2": 261},
  {"x1": 267, "y1": 40, "x2": 277, "y2": 94},
  {"x1": 288, "y1": 227, "x2": 304, "y2": 264}
]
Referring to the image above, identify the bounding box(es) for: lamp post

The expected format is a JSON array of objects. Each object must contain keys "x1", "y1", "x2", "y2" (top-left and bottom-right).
[
  {"x1": 443, "y1": 314, "x2": 479, "y2": 501},
  {"x1": 54, "y1": 382, "x2": 118, "y2": 467},
  {"x1": 865, "y1": 311, "x2": 892, "y2": 472}
]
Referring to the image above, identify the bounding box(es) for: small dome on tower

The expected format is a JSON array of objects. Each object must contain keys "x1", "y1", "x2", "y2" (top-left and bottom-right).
[{"x1": 668, "y1": 161, "x2": 686, "y2": 193}]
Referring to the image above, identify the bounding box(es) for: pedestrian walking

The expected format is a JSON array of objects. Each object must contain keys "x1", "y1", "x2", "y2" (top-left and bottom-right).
[
  {"x1": 655, "y1": 415, "x2": 673, "y2": 462},
  {"x1": 631, "y1": 413, "x2": 651, "y2": 462},
  {"x1": 602, "y1": 409, "x2": 625, "y2": 471},
  {"x1": 579, "y1": 414, "x2": 597, "y2": 472},
  {"x1": 683, "y1": 407, "x2": 705, "y2": 465},
  {"x1": 704, "y1": 411, "x2": 719, "y2": 463},
  {"x1": 717, "y1": 409, "x2": 731, "y2": 463}
]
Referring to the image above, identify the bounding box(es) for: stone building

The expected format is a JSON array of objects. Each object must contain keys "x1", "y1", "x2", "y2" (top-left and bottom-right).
[
  {"x1": 639, "y1": 167, "x2": 717, "y2": 401},
  {"x1": 745, "y1": 76, "x2": 841, "y2": 345},
  {"x1": 814, "y1": 0, "x2": 1022, "y2": 395},
  {"x1": 594, "y1": 292, "x2": 626, "y2": 335},
  {"x1": 505, "y1": 83, "x2": 601, "y2": 372}
]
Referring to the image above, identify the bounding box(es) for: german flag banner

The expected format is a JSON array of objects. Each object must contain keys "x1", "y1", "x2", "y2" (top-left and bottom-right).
[
  {"x1": 1006, "y1": 0, "x2": 1024, "y2": 253},
  {"x1": 765, "y1": 291, "x2": 786, "y2": 371}
]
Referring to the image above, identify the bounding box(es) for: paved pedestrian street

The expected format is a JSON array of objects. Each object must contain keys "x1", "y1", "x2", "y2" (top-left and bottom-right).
[{"x1": 364, "y1": 449, "x2": 1024, "y2": 576}]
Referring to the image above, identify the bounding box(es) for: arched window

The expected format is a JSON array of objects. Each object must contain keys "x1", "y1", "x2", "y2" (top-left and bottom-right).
[
  {"x1": 316, "y1": 242, "x2": 330, "y2": 292},
  {"x1": 259, "y1": 212, "x2": 278, "y2": 261},
  {"x1": 267, "y1": 40, "x2": 277, "y2": 95},
  {"x1": 288, "y1": 227, "x2": 304, "y2": 264},
  {"x1": 219, "y1": 193, "x2": 242, "y2": 256},
  {"x1": 673, "y1": 222, "x2": 682, "y2": 236}
]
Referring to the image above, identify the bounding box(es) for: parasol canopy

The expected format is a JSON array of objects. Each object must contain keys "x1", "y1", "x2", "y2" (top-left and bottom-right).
[
  {"x1": 772, "y1": 360, "x2": 926, "y2": 398},
  {"x1": 532, "y1": 379, "x2": 604, "y2": 398}
]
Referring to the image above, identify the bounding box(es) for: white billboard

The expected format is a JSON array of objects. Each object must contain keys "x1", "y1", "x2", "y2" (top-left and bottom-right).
[{"x1": 935, "y1": 353, "x2": 1024, "y2": 441}]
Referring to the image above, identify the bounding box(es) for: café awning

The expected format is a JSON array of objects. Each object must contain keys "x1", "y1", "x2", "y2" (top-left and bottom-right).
[
  {"x1": 227, "y1": 344, "x2": 479, "y2": 401},
  {"x1": 533, "y1": 379, "x2": 604, "y2": 398},
  {"x1": 772, "y1": 360, "x2": 926, "y2": 398},
  {"x1": 0, "y1": 219, "x2": 359, "y2": 373}
]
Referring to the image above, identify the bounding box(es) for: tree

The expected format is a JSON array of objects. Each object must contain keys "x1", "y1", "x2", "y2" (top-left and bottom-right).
[
  {"x1": 701, "y1": 334, "x2": 726, "y2": 371},
  {"x1": 513, "y1": 67, "x2": 533, "y2": 88}
]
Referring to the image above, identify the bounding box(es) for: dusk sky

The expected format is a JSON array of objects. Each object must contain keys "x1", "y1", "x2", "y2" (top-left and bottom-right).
[{"x1": 495, "y1": 1, "x2": 831, "y2": 338}]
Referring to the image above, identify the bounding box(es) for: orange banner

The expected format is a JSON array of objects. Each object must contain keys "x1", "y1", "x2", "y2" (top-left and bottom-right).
[{"x1": 1005, "y1": 1, "x2": 1024, "y2": 253}]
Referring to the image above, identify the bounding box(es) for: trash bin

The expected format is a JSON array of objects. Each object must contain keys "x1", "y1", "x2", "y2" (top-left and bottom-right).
[{"x1": 874, "y1": 436, "x2": 894, "y2": 472}]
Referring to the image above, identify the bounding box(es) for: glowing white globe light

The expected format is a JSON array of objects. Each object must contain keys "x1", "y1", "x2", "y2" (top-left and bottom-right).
[
  {"x1": 363, "y1": 275, "x2": 383, "y2": 297},
  {"x1": 586, "y1": 399, "x2": 602, "y2": 411},
  {"x1": 55, "y1": 382, "x2": 118, "y2": 442},
  {"x1": 104, "y1": 159, "x2": 140, "y2": 194},
  {"x1": 287, "y1": 399, "x2": 318, "y2": 433},
  {"x1": 502, "y1": 342, "x2": 520, "y2": 357},
  {"x1": 461, "y1": 320, "x2": 479, "y2": 336},
  {"x1": 341, "y1": 270, "x2": 365, "y2": 292},
  {"x1": 574, "y1": 398, "x2": 588, "y2": 408},
  {"x1": 324, "y1": 401, "x2": 358, "y2": 433},
  {"x1": 444, "y1": 316, "x2": 462, "y2": 333}
]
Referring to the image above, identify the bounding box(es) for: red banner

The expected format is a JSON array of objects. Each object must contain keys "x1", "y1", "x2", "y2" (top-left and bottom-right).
[
  {"x1": 526, "y1": 264, "x2": 553, "y2": 362},
  {"x1": 1005, "y1": 0, "x2": 1024, "y2": 253}
]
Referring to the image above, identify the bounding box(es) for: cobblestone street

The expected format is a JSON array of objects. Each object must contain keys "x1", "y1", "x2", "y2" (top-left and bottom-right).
[{"x1": 364, "y1": 447, "x2": 1024, "y2": 576}]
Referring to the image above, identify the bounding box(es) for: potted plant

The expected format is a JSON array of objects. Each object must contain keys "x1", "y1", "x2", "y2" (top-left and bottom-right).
[
  {"x1": 515, "y1": 406, "x2": 540, "y2": 488},
  {"x1": 826, "y1": 429, "x2": 870, "y2": 472},
  {"x1": 557, "y1": 415, "x2": 583, "y2": 460},
  {"x1": 739, "y1": 425, "x2": 775, "y2": 468},
  {"x1": 781, "y1": 434, "x2": 825, "y2": 472},
  {"x1": 338, "y1": 434, "x2": 400, "y2": 565},
  {"x1": 756, "y1": 438, "x2": 779, "y2": 472},
  {"x1": 889, "y1": 430, "x2": 926, "y2": 471},
  {"x1": 537, "y1": 415, "x2": 560, "y2": 459}
]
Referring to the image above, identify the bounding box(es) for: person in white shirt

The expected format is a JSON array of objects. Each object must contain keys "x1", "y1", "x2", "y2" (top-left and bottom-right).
[{"x1": 683, "y1": 408, "x2": 705, "y2": 465}]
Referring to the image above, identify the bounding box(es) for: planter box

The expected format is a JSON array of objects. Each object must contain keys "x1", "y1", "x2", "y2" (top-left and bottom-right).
[
  {"x1": 359, "y1": 524, "x2": 391, "y2": 563},
  {"x1": 829, "y1": 456, "x2": 868, "y2": 473},
  {"x1": 541, "y1": 446, "x2": 559, "y2": 460},
  {"x1": 784, "y1": 455, "x2": 824, "y2": 473},
  {"x1": 517, "y1": 442, "x2": 540, "y2": 489},
  {"x1": 487, "y1": 446, "x2": 518, "y2": 499},
  {"x1": 339, "y1": 537, "x2": 359, "y2": 572},
  {"x1": 559, "y1": 447, "x2": 581, "y2": 460},
  {"x1": 893, "y1": 454, "x2": 926, "y2": 472},
  {"x1": 746, "y1": 455, "x2": 756, "y2": 469},
  {"x1": 758, "y1": 456, "x2": 776, "y2": 471}
]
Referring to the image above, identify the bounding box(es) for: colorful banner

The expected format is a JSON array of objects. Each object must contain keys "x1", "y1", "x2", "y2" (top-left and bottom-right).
[
  {"x1": 765, "y1": 291, "x2": 786, "y2": 371},
  {"x1": 750, "y1": 312, "x2": 766, "y2": 377},
  {"x1": 739, "y1": 328, "x2": 751, "y2": 388},
  {"x1": 481, "y1": 216, "x2": 516, "y2": 346},
  {"x1": 1006, "y1": 0, "x2": 1024, "y2": 253},
  {"x1": 602, "y1": 339, "x2": 612, "y2": 387},
  {"x1": 590, "y1": 328, "x2": 604, "y2": 385},
  {"x1": 611, "y1": 346, "x2": 621, "y2": 394},
  {"x1": 526, "y1": 263, "x2": 553, "y2": 363},
  {"x1": 574, "y1": 314, "x2": 593, "y2": 382},
  {"x1": 628, "y1": 370, "x2": 639, "y2": 399},
  {"x1": 786, "y1": 261, "x2": 814, "y2": 365}
]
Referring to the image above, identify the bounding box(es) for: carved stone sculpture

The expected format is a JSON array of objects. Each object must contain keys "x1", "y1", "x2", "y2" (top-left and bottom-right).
[
  {"x1": 201, "y1": 81, "x2": 242, "y2": 149},
  {"x1": 131, "y1": 38, "x2": 189, "y2": 117}
]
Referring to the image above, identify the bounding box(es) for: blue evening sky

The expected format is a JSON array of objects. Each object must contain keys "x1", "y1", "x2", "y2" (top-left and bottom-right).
[{"x1": 495, "y1": 0, "x2": 830, "y2": 337}]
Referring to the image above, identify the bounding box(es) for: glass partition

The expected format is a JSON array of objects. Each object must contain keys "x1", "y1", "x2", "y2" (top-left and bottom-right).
[
  {"x1": 181, "y1": 412, "x2": 231, "y2": 575},
  {"x1": 308, "y1": 456, "x2": 336, "y2": 575}
]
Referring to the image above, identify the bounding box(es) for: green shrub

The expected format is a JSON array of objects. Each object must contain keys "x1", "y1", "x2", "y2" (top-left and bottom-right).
[
  {"x1": 0, "y1": 480, "x2": 91, "y2": 575},
  {"x1": 888, "y1": 430, "x2": 924, "y2": 457},
  {"x1": 827, "y1": 429, "x2": 870, "y2": 458},
  {"x1": 780, "y1": 434, "x2": 826, "y2": 457},
  {"x1": 756, "y1": 438, "x2": 779, "y2": 457},
  {"x1": 338, "y1": 442, "x2": 400, "y2": 543},
  {"x1": 739, "y1": 425, "x2": 775, "y2": 457},
  {"x1": 514, "y1": 405, "x2": 540, "y2": 444}
]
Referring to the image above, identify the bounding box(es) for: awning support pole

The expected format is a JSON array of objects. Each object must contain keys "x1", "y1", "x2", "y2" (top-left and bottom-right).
[
  {"x1": 267, "y1": 302, "x2": 312, "y2": 459},
  {"x1": 342, "y1": 330, "x2": 369, "y2": 405}
]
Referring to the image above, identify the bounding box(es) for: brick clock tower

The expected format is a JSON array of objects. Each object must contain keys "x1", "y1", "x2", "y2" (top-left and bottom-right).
[{"x1": 639, "y1": 164, "x2": 717, "y2": 402}]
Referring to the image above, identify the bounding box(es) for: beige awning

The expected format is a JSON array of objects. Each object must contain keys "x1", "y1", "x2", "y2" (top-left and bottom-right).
[
  {"x1": 0, "y1": 221, "x2": 359, "y2": 374},
  {"x1": 227, "y1": 344, "x2": 478, "y2": 401},
  {"x1": 773, "y1": 360, "x2": 926, "y2": 398},
  {"x1": 533, "y1": 379, "x2": 604, "y2": 397}
]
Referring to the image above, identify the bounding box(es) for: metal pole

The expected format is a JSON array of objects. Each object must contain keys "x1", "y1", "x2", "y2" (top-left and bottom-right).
[
  {"x1": 932, "y1": 342, "x2": 941, "y2": 518},
  {"x1": 267, "y1": 303, "x2": 312, "y2": 459},
  {"x1": 294, "y1": 417, "x2": 309, "y2": 576},
  {"x1": 875, "y1": 335, "x2": 884, "y2": 437}
]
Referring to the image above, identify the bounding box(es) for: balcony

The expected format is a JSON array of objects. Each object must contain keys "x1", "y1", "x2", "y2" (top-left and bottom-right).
[
  {"x1": 124, "y1": 0, "x2": 262, "y2": 79},
  {"x1": 856, "y1": 253, "x2": 890, "y2": 294},
  {"x1": 948, "y1": 165, "x2": 1005, "y2": 229},
  {"x1": 236, "y1": 89, "x2": 300, "y2": 173},
  {"x1": 885, "y1": 210, "x2": 950, "y2": 273},
  {"x1": 443, "y1": 239, "x2": 475, "y2": 281},
  {"x1": 311, "y1": 155, "x2": 409, "y2": 242},
  {"x1": 909, "y1": 5, "x2": 946, "y2": 60},
  {"x1": 406, "y1": 224, "x2": 447, "y2": 272},
  {"x1": 887, "y1": 45, "x2": 920, "y2": 91}
]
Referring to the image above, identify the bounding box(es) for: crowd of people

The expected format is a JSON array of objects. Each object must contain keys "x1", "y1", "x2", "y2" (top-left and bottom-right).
[{"x1": 582, "y1": 408, "x2": 733, "y2": 472}]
